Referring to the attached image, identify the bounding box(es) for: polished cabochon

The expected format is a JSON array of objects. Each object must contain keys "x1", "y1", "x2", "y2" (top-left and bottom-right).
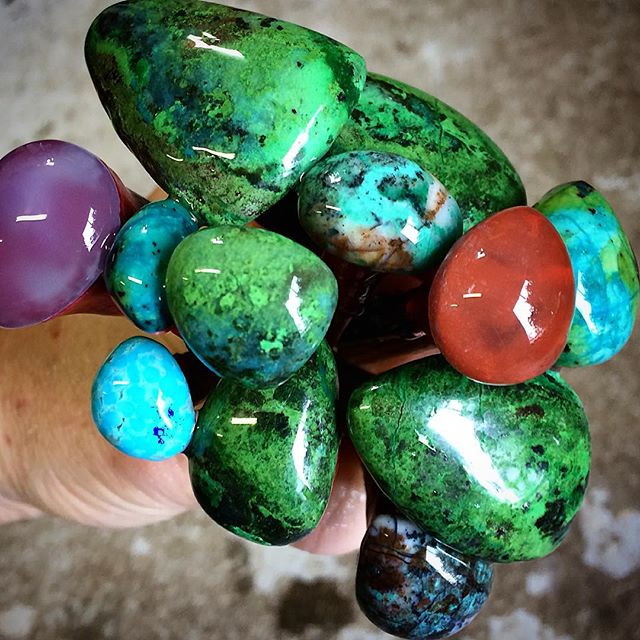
[
  {"x1": 188, "y1": 342, "x2": 339, "y2": 545},
  {"x1": 166, "y1": 226, "x2": 338, "y2": 387},
  {"x1": 349, "y1": 356, "x2": 591, "y2": 562},
  {"x1": 0, "y1": 140, "x2": 123, "y2": 328}
]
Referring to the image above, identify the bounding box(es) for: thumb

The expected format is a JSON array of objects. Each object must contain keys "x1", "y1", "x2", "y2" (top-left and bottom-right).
[{"x1": 0, "y1": 314, "x2": 196, "y2": 527}]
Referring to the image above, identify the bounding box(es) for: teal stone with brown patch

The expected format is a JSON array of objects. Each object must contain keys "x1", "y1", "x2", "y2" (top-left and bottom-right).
[
  {"x1": 187, "y1": 342, "x2": 339, "y2": 545},
  {"x1": 348, "y1": 356, "x2": 591, "y2": 562},
  {"x1": 85, "y1": 0, "x2": 366, "y2": 226},
  {"x1": 330, "y1": 73, "x2": 526, "y2": 231},
  {"x1": 298, "y1": 150, "x2": 462, "y2": 272}
]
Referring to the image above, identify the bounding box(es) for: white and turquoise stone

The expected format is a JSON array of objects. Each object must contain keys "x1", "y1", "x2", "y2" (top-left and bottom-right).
[
  {"x1": 298, "y1": 150, "x2": 462, "y2": 272},
  {"x1": 105, "y1": 200, "x2": 198, "y2": 333},
  {"x1": 534, "y1": 181, "x2": 639, "y2": 367},
  {"x1": 91, "y1": 337, "x2": 195, "y2": 460}
]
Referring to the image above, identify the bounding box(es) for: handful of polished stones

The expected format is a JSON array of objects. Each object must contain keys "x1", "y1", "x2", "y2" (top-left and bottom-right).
[{"x1": 0, "y1": 1, "x2": 638, "y2": 638}]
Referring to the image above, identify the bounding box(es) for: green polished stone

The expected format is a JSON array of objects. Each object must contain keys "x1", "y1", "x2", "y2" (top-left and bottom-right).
[
  {"x1": 188, "y1": 342, "x2": 339, "y2": 545},
  {"x1": 348, "y1": 357, "x2": 591, "y2": 562},
  {"x1": 165, "y1": 226, "x2": 338, "y2": 387},
  {"x1": 330, "y1": 73, "x2": 526, "y2": 231},
  {"x1": 85, "y1": 0, "x2": 366, "y2": 226}
]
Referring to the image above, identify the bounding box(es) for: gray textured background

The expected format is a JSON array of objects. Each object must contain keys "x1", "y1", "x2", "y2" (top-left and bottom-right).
[{"x1": 1, "y1": 0, "x2": 639, "y2": 638}]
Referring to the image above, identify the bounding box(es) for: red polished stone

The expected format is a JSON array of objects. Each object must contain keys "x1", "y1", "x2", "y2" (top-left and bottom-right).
[{"x1": 428, "y1": 206, "x2": 575, "y2": 385}]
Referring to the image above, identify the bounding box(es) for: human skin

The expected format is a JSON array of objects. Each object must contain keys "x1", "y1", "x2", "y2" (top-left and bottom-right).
[{"x1": 0, "y1": 313, "x2": 367, "y2": 554}]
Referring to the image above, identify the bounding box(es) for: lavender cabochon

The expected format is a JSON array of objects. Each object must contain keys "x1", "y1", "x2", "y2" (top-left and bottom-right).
[{"x1": 0, "y1": 140, "x2": 122, "y2": 328}]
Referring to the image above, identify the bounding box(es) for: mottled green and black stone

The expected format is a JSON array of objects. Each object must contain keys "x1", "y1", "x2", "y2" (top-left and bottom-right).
[
  {"x1": 85, "y1": 0, "x2": 366, "y2": 225},
  {"x1": 330, "y1": 73, "x2": 526, "y2": 231},
  {"x1": 188, "y1": 342, "x2": 339, "y2": 546},
  {"x1": 348, "y1": 357, "x2": 591, "y2": 562},
  {"x1": 165, "y1": 226, "x2": 338, "y2": 388}
]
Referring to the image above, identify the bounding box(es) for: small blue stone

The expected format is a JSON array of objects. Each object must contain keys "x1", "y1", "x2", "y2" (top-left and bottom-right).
[
  {"x1": 91, "y1": 337, "x2": 196, "y2": 461},
  {"x1": 356, "y1": 514, "x2": 493, "y2": 639},
  {"x1": 104, "y1": 199, "x2": 198, "y2": 333}
]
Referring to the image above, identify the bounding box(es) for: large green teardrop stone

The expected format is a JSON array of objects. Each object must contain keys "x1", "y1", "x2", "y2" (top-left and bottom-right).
[{"x1": 85, "y1": 0, "x2": 366, "y2": 225}]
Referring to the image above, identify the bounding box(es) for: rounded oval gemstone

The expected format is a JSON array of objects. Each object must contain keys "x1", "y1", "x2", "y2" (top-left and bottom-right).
[
  {"x1": 534, "y1": 181, "x2": 639, "y2": 367},
  {"x1": 429, "y1": 206, "x2": 575, "y2": 385},
  {"x1": 331, "y1": 73, "x2": 526, "y2": 231},
  {"x1": 298, "y1": 151, "x2": 462, "y2": 272},
  {"x1": 166, "y1": 226, "x2": 338, "y2": 387},
  {"x1": 0, "y1": 140, "x2": 122, "y2": 328},
  {"x1": 357, "y1": 514, "x2": 493, "y2": 639},
  {"x1": 104, "y1": 200, "x2": 198, "y2": 333},
  {"x1": 348, "y1": 357, "x2": 591, "y2": 562},
  {"x1": 85, "y1": 0, "x2": 366, "y2": 226},
  {"x1": 187, "y1": 342, "x2": 339, "y2": 545},
  {"x1": 91, "y1": 337, "x2": 196, "y2": 461}
]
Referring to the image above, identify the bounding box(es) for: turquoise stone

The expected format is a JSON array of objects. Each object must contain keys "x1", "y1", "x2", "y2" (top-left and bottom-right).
[
  {"x1": 330, "y1": 73, "x2": 526, "y2": 231},
  {"x1": 298, "y1": 151, "x2": 462, "y2": 272},
  {"x1": 165, "y1": 226, "x2": 338, "y2": 387},
  {"x1": 348, "y1": 357, "x2": 591, "y2": 562},
  {"x1": 91, "y1": 337, "x2": 195, "y2": 461},
  {"x1": 357, "y1": 514, "x2": 493, "y2": 639},
  {"x1": 85, "y1": 0, "x2": 366, "y2": 226},
  {"x1": 534, "y1": 181, "x2": 639, "y2": 367},
  {"x1": 187, "y1": 342, "x2": 339, "y2": 545},
  {"x1": 104, "y1": 200, "x2": 198, "y2": 332}
]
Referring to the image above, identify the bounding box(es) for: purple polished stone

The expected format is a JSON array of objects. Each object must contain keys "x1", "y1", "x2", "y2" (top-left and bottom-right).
[{"x1": 0, "y1": 140, "x2": 122, "y2": 328}]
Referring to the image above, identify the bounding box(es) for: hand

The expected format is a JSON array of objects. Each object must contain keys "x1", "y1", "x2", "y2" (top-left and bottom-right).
[{"x1": 0, "y1": 314, "x2": 367, "y2": 554}]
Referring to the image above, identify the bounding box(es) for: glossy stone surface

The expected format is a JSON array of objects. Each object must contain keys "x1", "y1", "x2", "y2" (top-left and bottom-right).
[
  {"x1": 348, "y1": 357, "x2": 591, "y2": 562},
  {"x1": 166, "y1": 226, "x2": 338, "y2": 387},
  {"x1": 188, "y1": 342, "x2": 338, "y2": 545},
  {"x1": 298, "y1": 151, "x2": 462, "y2": 272},
  {"x1": 331, "y1": 73, "x2": 526, "y2": 231},
  {"x1": 104, "y1": 200, "x2": 198, "y2": 333},
  {"x1": 357, "y1": 514, "x2": 493, "y2": 639},
  {"x1": 429, "y1": 206, "x2": 575, "y2": 385},
  {"x1": 534, "y1": 181, "x2": 640, "y2": 367},
  {"x1": 91, "y1": 337, "x2": 196, "y2": 461},
  {"x1": 85, "y1": 0, "x2": 366, "y2": 226},
  {"x1": 0, "y1": 140, "x2": 122, "y2": 328}
]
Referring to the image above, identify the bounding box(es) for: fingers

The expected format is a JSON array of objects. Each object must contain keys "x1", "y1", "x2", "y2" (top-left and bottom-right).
[
  {"x1": 149, "y1": 186, "x2": 168, "y2": 202},
  {"x1": 0, "y1": 311, "x2": 369, "y2": 550}
]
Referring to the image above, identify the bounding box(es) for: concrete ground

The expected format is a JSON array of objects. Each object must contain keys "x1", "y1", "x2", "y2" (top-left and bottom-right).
[{"x1": 1, "y1": 0, "x2": 639, "y2": 638}]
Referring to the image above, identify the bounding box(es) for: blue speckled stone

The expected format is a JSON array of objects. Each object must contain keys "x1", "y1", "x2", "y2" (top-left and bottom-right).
[
  {"x1": 104, "y1": 200, "x2": 198, "y2": 332},
  {"x1": 534, "y1": 181, "x2": 639, "y2": 367},
  {"x1": 91, "y1": 337, "x2": 196, "y2": 460},
  {"x1": 356, "y1": 514, "x2": 493, "y2": 639},
  {"x1": 298, "y1": 151, "x2": 462, "y2": 272}
]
